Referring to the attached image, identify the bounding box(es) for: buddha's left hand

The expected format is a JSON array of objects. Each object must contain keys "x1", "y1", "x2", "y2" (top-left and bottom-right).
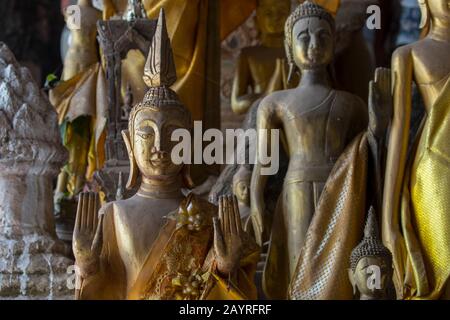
[{"x1": 213, "y1": 195, "x2": 244, "y2": 276}]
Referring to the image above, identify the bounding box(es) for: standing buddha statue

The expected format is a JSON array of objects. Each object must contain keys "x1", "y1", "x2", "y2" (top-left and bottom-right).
[
  {"x1": 383, "y1": 0, "x2": 450, "y2": 299},
  {"x1": 250, "y1": 1, "x2": 368, "y2": 299},
  {"x1": 52, "y1": 0, "x2": 104, "y2": 206},
  {"x1": 72, "y1": 11, "x2": 259, "y2": 300},
  {"x1": 230, "y1": 0, "x2": 291, "y2": 115}
]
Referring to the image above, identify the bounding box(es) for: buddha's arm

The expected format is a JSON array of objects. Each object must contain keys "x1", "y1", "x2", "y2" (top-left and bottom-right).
[
  {"x1": 250, "y1": 98, "x2": 279, "y2": 245},
  {"x1": 231, "y1": 51, "x2": 259, "y2": 115},
  {"x1": 382, "y1": 47, "x2": 413, "y2": 247},
  {"x1": 77, "y1": 203, "x2": 127, "y2": 300}
]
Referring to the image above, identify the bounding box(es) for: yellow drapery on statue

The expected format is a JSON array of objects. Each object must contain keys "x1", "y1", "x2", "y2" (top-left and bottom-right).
[
  {"x1": 49, "y1": 63, "x2": 108, "y2": 194},
  {"x1": 288, "y1": 133, "x2": 368, "y2": 300},
  {"x1": 395, "y1": 76, "x2": 450, "y2": 300}
]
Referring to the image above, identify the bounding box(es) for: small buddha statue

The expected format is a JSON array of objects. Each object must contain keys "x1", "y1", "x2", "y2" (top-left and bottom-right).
[
  {"x1": 231, "y1": 0, "x2": 291, "y2": 115},
  {"x1": 232, "y1": 165, "x2": 252, "y2": 224},
  {"x1": 121, "y1": 82, "x2": 134, "y2": 121},
  {"x1": 349, "y1": 208, "x2": 394, "y2": 300},
  {"x1": 250, "y1": 1, "x2": 368, "y2": 299},
  {"x1": 62, "y1": 0, "x2": 101, "y2": 81},
  {"x1": 72, "y1": 10, "x2": 259, "y2": 300}
]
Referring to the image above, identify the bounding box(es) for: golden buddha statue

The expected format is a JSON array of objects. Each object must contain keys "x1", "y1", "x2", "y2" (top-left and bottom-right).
[
  {"x1": 250, "y1": 1, "x2": 368, "y2": 299},
  {"x1": 230, "y1": 0, "x2": 291, "y2": 115},
  {"x1": 349, "y1": 208, "x2": 394, "y2": 300},
  {"x1": 52, "y1": 0, "x2": 104, "y2": 204},
  {"x1": 72, "y1": 12, "x2": 259, "y2": 300},
  {"x1": 383, "y1": 0, "x2": 450, "y2": 299}
]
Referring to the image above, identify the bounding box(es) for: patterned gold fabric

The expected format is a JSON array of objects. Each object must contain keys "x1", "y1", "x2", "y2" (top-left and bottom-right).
[
  {"x1": 289, "y1": 133, "x2": 368, "y2": 300},
  {"x1": 398, "y1": 76, "x2": 450, "y2": 299}
]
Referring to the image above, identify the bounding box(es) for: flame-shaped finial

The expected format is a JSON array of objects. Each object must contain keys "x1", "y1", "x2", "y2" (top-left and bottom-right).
[
  {"x1": 363, "y1": 206, "x2": 379, "y2": 239},
  {"x1": 143, "y1": 8, "x2": 177, "y2": 88}
]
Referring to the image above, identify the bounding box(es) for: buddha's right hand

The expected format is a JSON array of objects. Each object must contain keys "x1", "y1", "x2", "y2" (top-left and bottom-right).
[{"x1": 73, "y1": 192, "x2": 103, "y2": 279}]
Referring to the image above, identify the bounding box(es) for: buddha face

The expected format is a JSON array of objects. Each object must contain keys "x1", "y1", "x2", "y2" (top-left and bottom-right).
[
  {"x1": 427, "y1": 0, "x2": 450, "y2": 18},
  {"x1": 132, "y1": 107, "x2": 189, "y2": 178},
  {"x1": 291, "y1": 17, "x2": 334, "y2": 70},
  {"x1": 350, "y1": 256, "x2": 392, "y2": 299},
  {"x1": 232, "y1": 166, "x2": 252, "y2": 206},
  {"x1": 256, "y1": 0, "x2": 291, "y2": 35}
]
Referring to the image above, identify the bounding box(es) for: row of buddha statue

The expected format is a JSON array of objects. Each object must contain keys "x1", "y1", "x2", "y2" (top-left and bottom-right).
[{"x1": 49, "y1": 0, "x2": 450, "y2": 300}]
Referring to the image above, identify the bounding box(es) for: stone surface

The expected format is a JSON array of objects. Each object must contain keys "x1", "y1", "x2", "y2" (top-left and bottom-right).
[{"x1": 0, "y1": 42, "x2": 73, "y2": 300}]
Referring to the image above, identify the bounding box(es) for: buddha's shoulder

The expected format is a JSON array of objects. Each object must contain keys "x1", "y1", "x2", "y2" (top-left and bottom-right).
[
  {"x1": 333, "y1": 90, "x2": 366, "y2": 108},
  {"x1": 260, "y1": 89, "x2": 297, "y2": 106},
  {"x1": 391, "y1": 40, "x2": 434, "y2": 62},
  {"x1": 98, "y1": 196, "x2": 147, "y2": 216}
]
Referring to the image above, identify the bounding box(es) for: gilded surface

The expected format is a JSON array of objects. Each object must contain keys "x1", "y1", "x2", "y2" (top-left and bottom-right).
[{"x1": 383, "y1": 0, "x2": 450, "y2": 299}]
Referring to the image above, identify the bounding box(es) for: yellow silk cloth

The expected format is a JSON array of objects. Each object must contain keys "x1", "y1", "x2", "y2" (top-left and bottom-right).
[
  {"x1": 392, "y1": 76, "x2": 450, "y2": 300},
  {"x1": 49, "y1": 64, "x2": 108, "y2": 185},
  {"x1": 288, "y1": 133, "x2": 368, "y2": 300},
  {"x1": 78, "y1": 195, "x2": 259, "y2": 300}
]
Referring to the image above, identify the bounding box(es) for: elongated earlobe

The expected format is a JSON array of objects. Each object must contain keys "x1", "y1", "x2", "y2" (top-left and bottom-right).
[
  {"x1": 122, "y1": 130, "x2": 139, "y2": 189},
  {"x1": 182, "y1": 165, "x2": 195, "y2": 189},
  {"x1": 419, "y1": 0, "x2": 429, "y2": 29},
  {"x1": 287, "y1": 62, "x2": 296, "y2": 85}
]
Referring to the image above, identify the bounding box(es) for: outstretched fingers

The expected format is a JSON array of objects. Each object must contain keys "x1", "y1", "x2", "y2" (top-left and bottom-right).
[
  {"x1": 92, "y1": 193, "x2": 99, "y2": 231},
  {"x1": 232, "y1": 195, "x2": 243, "y2": 236},
  {"x1": 74, "y1": 192, "x2": 84, "y2": 234},
  {"x1": 228, "y1": 196, "x2": 239, "y2": 236},
  {"x1": 213, "y1": 217, "x2": 225, "y2": 258},
  {"x1": 219, "y1": 195, "x2": 224, "y2": 226},
  {"x1": 81, "y1": 192, "x2": 89, "y2": 230}
]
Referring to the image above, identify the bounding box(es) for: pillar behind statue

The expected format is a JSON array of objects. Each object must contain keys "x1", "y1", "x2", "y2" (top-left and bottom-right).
[{"x1": 0, "y1": 43, "x2": 73, "y2": 299}]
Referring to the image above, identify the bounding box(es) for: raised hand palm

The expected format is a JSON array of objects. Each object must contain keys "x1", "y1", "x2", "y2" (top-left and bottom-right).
[
  {"x1": 213, "y1": 195, "x2": 245, "y2": 276},
  {"x1": 73, "y1": 192, "x2": 103, "y2": 277}
]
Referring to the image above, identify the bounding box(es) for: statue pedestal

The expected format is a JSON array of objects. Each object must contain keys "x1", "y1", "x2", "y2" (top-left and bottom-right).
[
  {"x1": 0, "y1": 175, "x2": 73, "y2": 300},
  {"x1": 0, "y1": 42, "x2": 73, "y2": 299}
]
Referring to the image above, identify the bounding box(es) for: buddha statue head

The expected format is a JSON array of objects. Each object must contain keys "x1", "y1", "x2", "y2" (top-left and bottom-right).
[
  {"x1": 256, "y1": 0, "x2": 291, "y2": 39},
  {"x1": 419, "y1": 0, "x2": 450, "y2": 30},
  {"x1": 348, "y1": 207, "x2": 393, "y2": 300},
  {"x1": 285, "y1": 1, "x2": 335, "y2": 81},
  {"x1": 122, "y1": 9, "x2": 193, "y2": 190},
  {"x1": 232, "y1": 165, "x2": 252, "y2": 207}
]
